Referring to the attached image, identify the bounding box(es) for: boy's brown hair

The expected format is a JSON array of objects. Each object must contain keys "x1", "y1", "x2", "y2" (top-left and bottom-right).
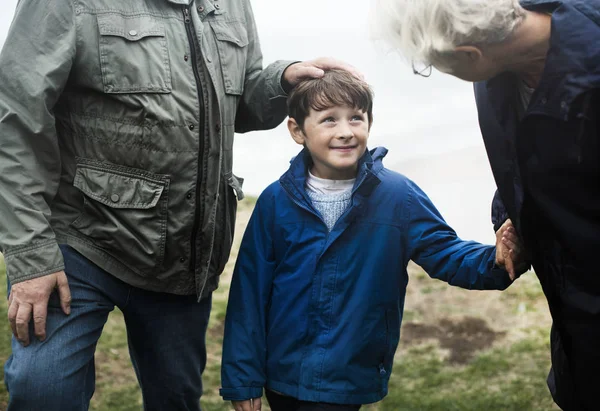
[{"x1": 287, "y1": 69, "x2": 374, "y2": 130}]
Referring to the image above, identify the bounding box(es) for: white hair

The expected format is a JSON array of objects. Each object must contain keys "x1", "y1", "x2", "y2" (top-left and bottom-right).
[{"x1": 371, "y1": 0, "x2": 526, "y2": 69}]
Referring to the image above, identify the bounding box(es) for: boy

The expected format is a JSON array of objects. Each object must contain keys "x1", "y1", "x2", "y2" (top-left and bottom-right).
[{"x1": 220, "y1": 70, "x2": 523, "y2": 411}]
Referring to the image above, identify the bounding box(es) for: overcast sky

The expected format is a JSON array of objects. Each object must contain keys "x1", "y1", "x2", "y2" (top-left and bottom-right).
[{"x1": 0, "y1": 0, "x2": 498, "y2": 243}]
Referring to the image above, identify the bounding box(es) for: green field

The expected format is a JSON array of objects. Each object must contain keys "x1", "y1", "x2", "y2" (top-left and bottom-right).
[{"x1": 0, "y1": 199, "x2": 559, "y2": 410}]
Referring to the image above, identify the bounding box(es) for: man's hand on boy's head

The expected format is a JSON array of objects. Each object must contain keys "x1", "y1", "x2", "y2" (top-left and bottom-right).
[
  {"x1": 281, "y1": 57, "x2": 364, "y2": 92},
  {"x1": 495, "y1": 219, "x2": 526, "y2": 281},
  {"x1": 232, "y1": 398, "x2": 261, "y2": 411}
]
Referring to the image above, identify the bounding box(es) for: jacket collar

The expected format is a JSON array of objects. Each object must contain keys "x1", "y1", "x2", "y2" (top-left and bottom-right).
[
  {"x1": 280, "y1": 147, "x2": 386, "y2": 206},
  {"x1": 486, "y1": 0, "x2": 600, "y2": 121}
]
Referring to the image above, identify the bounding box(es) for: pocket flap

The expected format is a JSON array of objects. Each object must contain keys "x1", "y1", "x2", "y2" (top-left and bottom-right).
[
  {"x1": 210, "y1": 21, "x2": 249, "y2": 47},
  {"x1": 227, "y1": 174, "x2": 245, "y2": 200},
  {"x1": 74, "y1": 166, "x2": 165, "y2": 209},
  {"x1": 97, "y1": 14, "x2": 165, "y2": 41}
]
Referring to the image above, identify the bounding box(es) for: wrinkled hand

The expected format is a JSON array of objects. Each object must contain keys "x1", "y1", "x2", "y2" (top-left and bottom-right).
[
  {"x1": 495, "y1": 219, "x2": 525, "y2": 281},
  {"x1": 8, "y1": 270, "x2": 71, "y2": 346},
  {"x1": 282, "y1": 57, "x2": 364, "y2": 91},
  {"x1": 232, "y1": 398, "x2": 262, "y2": 411}
]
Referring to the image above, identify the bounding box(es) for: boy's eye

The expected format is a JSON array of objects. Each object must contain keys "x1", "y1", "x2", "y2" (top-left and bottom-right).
[
  {"x1": 323, "y1": 117, "x2": 335, "y2": 123},
  {"x1": 351, "y1": 114, "x2": 365, "y2": 121}
]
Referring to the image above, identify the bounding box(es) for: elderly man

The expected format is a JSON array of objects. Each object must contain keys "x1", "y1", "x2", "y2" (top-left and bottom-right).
[
  {"x1": 0, "y1": 0, "x2": 359, "y2": 409},
  {"x1": 374, "y1": 0, "x2": 600, "y2": 410}
]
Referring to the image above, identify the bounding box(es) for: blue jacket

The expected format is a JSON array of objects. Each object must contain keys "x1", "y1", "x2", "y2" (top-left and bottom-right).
[{"x1": 220, "y1": 147, "x2": 511, "y2": 405}]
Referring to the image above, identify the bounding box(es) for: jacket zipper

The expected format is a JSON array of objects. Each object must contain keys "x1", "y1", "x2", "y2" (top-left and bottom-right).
[{"x1": 183, "y1": 7, "x2": 206, "y2": 278}]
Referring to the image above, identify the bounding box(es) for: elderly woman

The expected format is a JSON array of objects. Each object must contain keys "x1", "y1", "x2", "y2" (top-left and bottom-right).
[{"x1": 373, "y1": 0, "x2": 600, "y2": 410}]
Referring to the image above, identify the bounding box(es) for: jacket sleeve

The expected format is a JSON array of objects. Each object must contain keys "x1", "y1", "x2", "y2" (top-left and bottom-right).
[
  {"x1": 405, "y1": 180, "x2": 512, "y2": 290},
  {"x1": 0, "y1": 0, "x2": 76, "y2": 283},
  {"x1": 491, "y1": 189, "x2": 510, "y2": 232},
  {"x1": 234, "y1": 0, "x2": 295, "y2": 133},
  {"x1": 220, "y1": 194, "x2": 276, "y2": 401}
]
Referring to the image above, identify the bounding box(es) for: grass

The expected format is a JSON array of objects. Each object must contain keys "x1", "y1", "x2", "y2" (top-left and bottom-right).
[{"x1": 0, "y1": 200, "x2": 559, "y2": 410}]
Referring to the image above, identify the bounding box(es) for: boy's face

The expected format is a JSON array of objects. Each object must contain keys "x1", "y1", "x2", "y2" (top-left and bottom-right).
[{"x1": 288, "y1": 105, "x2": 370, "y2": 180}]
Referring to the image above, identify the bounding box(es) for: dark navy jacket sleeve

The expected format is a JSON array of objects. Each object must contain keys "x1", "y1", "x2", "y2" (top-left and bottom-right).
[
  {"x1": 405, "y1": 180, "x2": 512, "y2": 290},
  {"x1": 220, "y1": 193, "x2": 276, "y2": 401},
  {"x1": 491, "y1": 190, "x2": 510, "y2": 232}
]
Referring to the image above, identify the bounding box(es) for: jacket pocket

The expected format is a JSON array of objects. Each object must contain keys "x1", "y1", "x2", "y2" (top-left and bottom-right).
[
  {"x1": 210, "y1": 20, "x2": 249, "y2": 95},
  {"x1": 379, "y1": 309, "x2": 400, "y2": 378},
  {"x1": 212, "y1": 174, "x2": 244, "y2": 275},
  {"x1": 97, "y1": 13, "x2": 172, "y2": 94},
  {"x1": 71, "y1": 161, "x2": 170, "y2": 276}
]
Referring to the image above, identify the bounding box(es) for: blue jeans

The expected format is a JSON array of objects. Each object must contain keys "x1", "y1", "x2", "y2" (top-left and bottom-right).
[{"x1": 4, "y1": 245, "x2": 212, "y2": 411}]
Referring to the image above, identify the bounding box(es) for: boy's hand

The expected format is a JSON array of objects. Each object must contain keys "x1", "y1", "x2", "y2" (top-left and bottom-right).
[
  {"x1": 495, "y1": 219, "x2": 525, "y2": 281},
  {"x1": 232, "y1": 398, "x2": 261, "y2": 411}
]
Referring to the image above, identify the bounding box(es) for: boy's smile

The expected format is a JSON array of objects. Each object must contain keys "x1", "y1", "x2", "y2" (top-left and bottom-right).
[{"x1": 288, "y1": 105, "x2": 370, "y2": 180}]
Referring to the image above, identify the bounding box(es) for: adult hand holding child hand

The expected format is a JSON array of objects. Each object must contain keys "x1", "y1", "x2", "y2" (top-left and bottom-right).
[{"x1": 495, "y1": 219, "x2": 528, "y2": 281}]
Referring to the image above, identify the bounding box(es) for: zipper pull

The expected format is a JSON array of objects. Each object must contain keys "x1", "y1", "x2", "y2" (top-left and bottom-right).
[
  {"x1": 183, "y1": 8, "x2": 191, "y2": 24},
  {"x1": 379, "y1": 363, "x2": 386, "y2": 376}
]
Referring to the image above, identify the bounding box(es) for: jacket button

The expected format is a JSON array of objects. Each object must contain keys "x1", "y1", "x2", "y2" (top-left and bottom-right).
[
  {"x1": 184, "y1": 55, "x2": 189, "y2": 61},
  {"x1": 110, "y1": 194, "x2": 120, "y2": 202},
  {"x1": 186, "y1": 191, "x2": 193, "y2": 199},
  {"x1": 214, "y1": 3, "x2": 220, "y2": 9},
  {"x1": 179, "y1": 257, "x2": 186, "y2": 263},
  {"x1": 197, "y1": 5, "x2": 204, "y2": 12},
  {"x1": 215, "y1": 123, "x2": 221, "y2": 133},
  {"x1": 128, "y1": 30, "x2": 138, "y2": 37},
  {"x1": 189, "y1": 124, "x2": 195, "y2": 130}
]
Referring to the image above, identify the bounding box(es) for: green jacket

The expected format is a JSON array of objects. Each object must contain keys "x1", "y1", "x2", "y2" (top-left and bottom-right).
[{"x1": 0, "y1": 0, "x2": 293, "y2": 297}]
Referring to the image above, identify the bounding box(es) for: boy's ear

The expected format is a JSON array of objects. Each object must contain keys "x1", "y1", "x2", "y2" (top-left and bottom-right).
[
  {"x1": 287, "y1": 118, "x2": 306, "y2": 146},
  {"x1": 368, "y1": 114, "x2": 374, "y2": 131}
]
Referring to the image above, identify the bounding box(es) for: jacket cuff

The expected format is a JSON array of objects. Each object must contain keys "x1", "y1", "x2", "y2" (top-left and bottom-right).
[
  {"x1": 278, "y1": 60, "x2": 302, "y2": 94},
  {"x1": 490, "y1": 263, "x2": 514, "y2": 290},
  {"x1": 266, "y1": 60, "x2": 298, "y2": 97},
  {"x1": 493, "y1": 217, "x2": 508, "y2": 233},
  {"x1": 4, "y1": 240, "x2": 65, "y2": 284},
  {"x1": 219, "y1": 386, "x2": 263, "y2": 401}
]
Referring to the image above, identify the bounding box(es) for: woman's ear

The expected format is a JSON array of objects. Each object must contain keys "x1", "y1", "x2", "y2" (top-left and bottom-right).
[
  {"x1": 288, "y1": 118, "x2": 306, "y2": 146},
  {"x1": 454, "y1": 45, "x2": 483, "y2": 64}
]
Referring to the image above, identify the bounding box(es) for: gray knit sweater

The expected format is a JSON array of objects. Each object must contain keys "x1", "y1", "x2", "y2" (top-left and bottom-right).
[{"x1": 306, "y1": 190, "x2": 352, "y2": 232}]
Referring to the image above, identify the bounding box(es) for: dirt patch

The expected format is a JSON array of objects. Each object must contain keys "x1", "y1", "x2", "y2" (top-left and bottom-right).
[{"x1": 402, "y1": 316, "x2": 506, "y2": 364}]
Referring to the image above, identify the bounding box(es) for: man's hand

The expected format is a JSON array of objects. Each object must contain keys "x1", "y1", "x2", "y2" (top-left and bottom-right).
[
  {"x1": 7, "y1": 270, "x2": 71, "y2": 346},
  {"x1": 495, "y1": 219, "x2": 526, "y2": 281},
  {"x1": 282, "y1": 57, "x2": 364, "y2": 91},
  {"x1": 232, "y1": 398, "x2": 262, "y2": 411}
]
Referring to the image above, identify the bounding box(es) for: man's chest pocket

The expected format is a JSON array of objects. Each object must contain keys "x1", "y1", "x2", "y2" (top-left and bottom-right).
[
  {"x1": 97, "y1": 13, "x2": 172, "y2": 94},
  {"x1": 209, "y1": 20, "x2": 249, "y2": 95}
]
